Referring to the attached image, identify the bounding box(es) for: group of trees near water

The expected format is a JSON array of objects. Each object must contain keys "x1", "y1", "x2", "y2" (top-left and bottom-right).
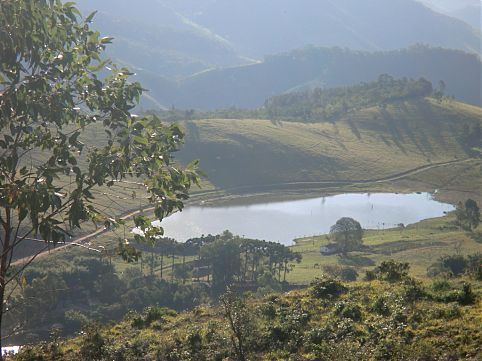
[
  {"x1": 130, "y1": 230, "x2": 302, "y2": 294},
  {"x1": 3, "y1": 231, "x2": 301, "y2": 344}
]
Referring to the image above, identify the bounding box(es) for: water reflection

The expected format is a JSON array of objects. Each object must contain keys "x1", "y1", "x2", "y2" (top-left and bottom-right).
[{"x1": 160, "y1": 193, "x2": 453, "y2": 245}]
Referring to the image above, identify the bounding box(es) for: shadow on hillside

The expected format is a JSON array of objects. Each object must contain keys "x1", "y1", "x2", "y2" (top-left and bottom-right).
[
  {"x1": 398, "y1": 102, "x2": 434, "y2": 155},
  {"x1": 338, "y1": 254, "x2": 375, "y2": 267},
  {"x1": 346, "y1": 117, "x2": 362, "y2": 140},
  {"x1": 379, "y1": 108, "x2": 407, "y2": 154}
]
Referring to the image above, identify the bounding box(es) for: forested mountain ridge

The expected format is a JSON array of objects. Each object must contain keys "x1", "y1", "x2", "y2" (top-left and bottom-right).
[{"x1": 163, "y1": 46, "x2": 482, "y2": 110}]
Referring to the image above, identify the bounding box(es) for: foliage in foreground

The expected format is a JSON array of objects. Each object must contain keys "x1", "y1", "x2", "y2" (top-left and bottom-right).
[
  {"x1": 0, "y1": 0, "x2": 199, "y2": 349},
  {"x1": 13, "y1": 263, "x2": 482, "y2": 361}
]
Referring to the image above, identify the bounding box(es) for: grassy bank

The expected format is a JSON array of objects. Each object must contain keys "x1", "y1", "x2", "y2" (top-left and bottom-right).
[{"x1": 289, "y1": 214, "x2": 482, "y2": 283}]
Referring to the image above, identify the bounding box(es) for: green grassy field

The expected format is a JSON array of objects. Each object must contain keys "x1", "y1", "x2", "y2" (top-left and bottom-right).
[
  {"x1": 288, "y1": 214, "x2": 482, "y2": 283},
  {"x1": 178, "y1": 98, "x2": 481, "y2": 191}
]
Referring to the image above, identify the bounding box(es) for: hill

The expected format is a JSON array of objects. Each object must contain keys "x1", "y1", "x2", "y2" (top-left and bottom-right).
[
  {"x1": 15, "y1": 271, "x2": 482, "y2": 360},
  {"x1": 166, "y1": 46, "x2": 482, "y2": 109},
  {"x1": 192, "y1": 0, "x2": 481, "y2": 57},
  {"x1": 419, "y1": 0, "x2": 482, "y2": 30},
  {"x1": 176, "y1": 97, "x2": 482, "y2": 196},
  {"x1": 74, "y1": 0, "x2": 248, "y2": 80}
]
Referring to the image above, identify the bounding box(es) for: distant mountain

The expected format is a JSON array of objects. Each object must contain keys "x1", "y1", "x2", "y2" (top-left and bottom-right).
[
  {"x1": 419, "y1": 0, "x2": 481, "y2": 30},
  {"x1": 163, "y1": 46, "x2": 482, "y2": 110},
  {"x1": 75, "y1": 0, "x2": 247, "y2": 80},
  {"x1": 192, "y1": 0, "x2": 481, "y2": 57}
]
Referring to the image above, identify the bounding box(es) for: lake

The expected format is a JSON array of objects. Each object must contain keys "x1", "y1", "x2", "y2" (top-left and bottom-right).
[{"x1": 159, "y1": 192, "x2": 454, "y2": 245}]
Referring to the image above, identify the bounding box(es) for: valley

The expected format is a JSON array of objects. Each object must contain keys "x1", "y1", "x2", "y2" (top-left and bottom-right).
[{"x1": 1, "y1": 1, "x2": 481, "y2": 359}]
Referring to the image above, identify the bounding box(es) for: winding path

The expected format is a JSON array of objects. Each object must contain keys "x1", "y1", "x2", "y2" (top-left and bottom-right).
[{"x1": 12, "y1": 157, "x2": 475, "y2": 266}]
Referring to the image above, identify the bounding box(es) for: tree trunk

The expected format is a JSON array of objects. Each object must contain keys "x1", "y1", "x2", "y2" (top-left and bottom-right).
[
  {"x1": 283, "y1": 261, "x2": 288, "y2": 282},
  {"x1": 0, "y1": 208, "x2": 12, "y2": 361},
  {"x1": 160, "y1": 254, "x2": 164, "y2": 280},
  {"x1": 171, "y1": 255, "x2": 175, "y2": 282}
]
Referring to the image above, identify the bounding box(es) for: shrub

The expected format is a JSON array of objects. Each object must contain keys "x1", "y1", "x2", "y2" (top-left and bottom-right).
[
  {"x1": 367, "y1": 260, "x2": 410, "y2": 282},
  {"x1": 79, "y1": 323, "x2": 105, "y2": 361},
  {"x1": 339, "y1": 268, "x2": 359, "y2": 282},
  {"x1": 371, "y1": 296, "x2": 391, "y2": 316},
  {"x1": 310, "y1": 277, "x2": 347, "y2": 299},
  {"x1": 402, "y1": 278, "x2": 426, "y2": 302},
  {"x1": 440, "y1": 255, "x2": 468, "y2": 276},
  {"x1": 334, "y1": 301, "x2": 363, "y2": 321}
]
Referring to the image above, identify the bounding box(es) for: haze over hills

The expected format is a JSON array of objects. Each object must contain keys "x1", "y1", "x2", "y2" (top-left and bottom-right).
[
  {"x1": 162, "y1": 46, "x2": 482, "y2": 110},
  {"x1": 74, "y1": 0, "x2": 247, "y2": 80},
  {"x1": 191, "y1": 0, "x2": 481, "y2": 57},
  {"x1": 419, "y1": 0, "x2": 481, "y2": 29},
  {"x1": 72, "y1": 0, "x2": 481, "y2": 110}
]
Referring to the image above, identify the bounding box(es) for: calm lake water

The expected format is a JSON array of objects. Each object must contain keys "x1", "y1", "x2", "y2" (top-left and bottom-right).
[{"x1": 160, "y1": 193, "x2": 454, "y2": 245}]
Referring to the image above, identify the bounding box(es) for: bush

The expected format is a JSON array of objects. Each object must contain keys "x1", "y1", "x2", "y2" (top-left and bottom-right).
[
  {"x1": 322, "y1": 265, "x2": 359, "y2": 282},
  {"x1": 334, "y1": 302, "x2": 363, "y2": 321},
  {"x1": 79, "y1": 323, "x2": 105, "y2": 361},
  {"x1": 310, "y1": 277, "x2": 347, "y2": 299},
  {"x1": 437, "y1": 282, "x2": 477, "y2": 305},
  {"x1": 440, "y1": 255, "x2": 467, "y2": 276},
  {"x1": 129, "y1": 306, "x2": 177, "y2": 329},
  {"x1": 371, "y1": 296, "x2": 391, "y2": 316},
  {"x1": 366, "y1": 260, "x2": 410, "y2": 282},
  {"x1": 402, "y1": 278, "x2": 426, "y2": 302}
]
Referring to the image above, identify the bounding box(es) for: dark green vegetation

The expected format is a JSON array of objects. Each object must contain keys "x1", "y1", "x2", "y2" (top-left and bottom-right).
[
  {"x1": 4, "y1": 232, "x2": 299, "y2": 344},
  {"x1": 329, "y1": 218, "x2": 364, "y2": 256},
  {"x1": 13, "y1": 261, "x2": 482, "y2": 360},
  {"x1": 455, "y1": 199, "x2": 481, "y2": 231},
  {"x1": 160, "y1": 46, "x2": 482, "y2": 109},
  {"x1": 0, "y1": 0, "x2": 199, "y2": 351}
]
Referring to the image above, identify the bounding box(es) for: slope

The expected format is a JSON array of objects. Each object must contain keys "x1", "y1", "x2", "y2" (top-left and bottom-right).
[
  {"x1": 194, "y1": 0, "x2": 481, "y2": 57},
  {"x1": 177, "y1": 98, "x2": 482, "y2": 191},
  {"x1": 169, "y1": 46, "x2": 482, "y2": 109},
  {"x1": 16, "y1": 274, "x2": 482, "y2": 360},
  {"x1": 419, "y1": 0, "x2": 482, "y2": 30},
  {"x1": 74, "y1": 0, "x2": 247, "y2": 80}
]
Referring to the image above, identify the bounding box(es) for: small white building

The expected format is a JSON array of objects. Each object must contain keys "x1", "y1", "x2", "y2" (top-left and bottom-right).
[{"x1": 2, "y1": 346, "x2": 20, "y2": 356}]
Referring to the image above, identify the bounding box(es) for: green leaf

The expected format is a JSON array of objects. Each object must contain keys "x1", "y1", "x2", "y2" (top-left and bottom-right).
[
  {"x1": 134, "y1": 135, "x2": 148, "y2": 145},
  {"x1": 85, "y1": 11, "x2": 97, "y2": 23}
]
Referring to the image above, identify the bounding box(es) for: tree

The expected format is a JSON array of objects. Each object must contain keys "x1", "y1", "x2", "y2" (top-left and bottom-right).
[
  {"x1": 0, "y1": 0, "x2": 198, "y2": 351},
  {"x1": 456, "y1": 199, "x2": 480, "y2": 231},
  {"x1": 200, "y1": 231, "x2": 241, "y2": 294},
  {"x1": 220, "y1": 290, "x2": 252, "y2": 361},
  {"x1": 329, "y1": 217, "x2": 364, "y2": 255}
]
